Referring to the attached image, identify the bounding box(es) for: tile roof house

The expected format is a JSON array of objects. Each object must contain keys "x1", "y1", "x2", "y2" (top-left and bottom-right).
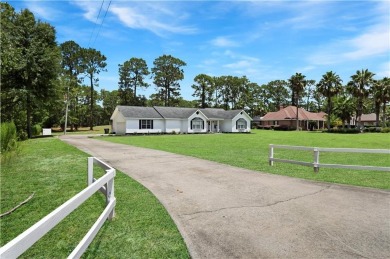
[
  {"x1": 259, "y1": 106, "x2": 326, "y2": 130},
  {"x1": 360, "y1": 113, "x2": 377, "y2": 125},
  {"x1": 110, "y1": 106, "x2": 252, "y2": 134}
]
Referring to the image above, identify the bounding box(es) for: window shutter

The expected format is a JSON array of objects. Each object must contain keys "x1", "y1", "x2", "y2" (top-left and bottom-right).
[
  {"x1": 190, "y1": 120, "x2": 193, "y2": 129},
  {"x1": 244, "y1": 120, "x2": 247, "y2": 129},
  {"x1": 202, "y1": 120, "x2": 204, "y2": 129},
  {"x1": 236, "y1": 120, "x2": 238, "y2": 129},
  {"x1": 151, "y1": 120, "x2": 154, "y2": 129},
  {"x1": 139, "y1": 120, "x2": 141, "y2": 129}
]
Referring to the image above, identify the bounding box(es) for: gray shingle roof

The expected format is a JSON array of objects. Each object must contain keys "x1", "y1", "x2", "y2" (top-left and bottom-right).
[
  {"x1": 201, "y1": 109, "x2": 244, "y2": 119},
  {"x1": 154, "y1": 106, "x2": 198, "y2": 119},
  {"x1": 115, "y1": 106, "x2": 250, "y2": 120},
  {"x1": 117, "y1": 106, "x2": 163, "y2": 119},
  {"x1": 199, "y1": 108, "x2": 226, "y2": 119}
]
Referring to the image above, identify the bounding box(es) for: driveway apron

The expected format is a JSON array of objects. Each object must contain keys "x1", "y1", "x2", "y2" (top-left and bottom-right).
[{"x1": 60, "y1": 135, "x2": 390, "y2": 259}]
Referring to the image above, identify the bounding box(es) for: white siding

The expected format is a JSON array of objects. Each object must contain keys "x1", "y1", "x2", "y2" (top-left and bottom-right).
[
  {"x1": 231, "y1": 114, "x2": 251, "y2": 133},
  {"x1": 125, "y1": 119, "x2": 164, "y2": 133},
  {"x1": 187, "y1": 111, "x2": 208, "y2": 133},
  {"x1": 116, "y1": 122, "x2": 126, "y2": 134},
  {"x1": 111, "y1": 110, "x2": 126, "y2": 134},
  {"x1": 181, "y1": 120, "x2": 188, "y2": 133},
  {"x1": 166, "y1": 120, "x2": 182, "y2": 133},
  {"x1": 220, "y1": 120, "x2": 232, "y2": 132}
]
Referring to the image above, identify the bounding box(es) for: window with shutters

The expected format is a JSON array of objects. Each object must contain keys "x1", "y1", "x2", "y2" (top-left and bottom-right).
[
  {"x1": 236, "y1": 118, "x2": 247, "y2": 129},
  {"x1": 139, "y1": 120, "x2": 153, "y2": 129},
  {"x1": 191, "y1": 117, "x2": 204, "y2": 130}
]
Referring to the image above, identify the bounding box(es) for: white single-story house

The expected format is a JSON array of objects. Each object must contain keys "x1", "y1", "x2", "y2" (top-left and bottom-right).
[{"x1": 110, "y1": 106, "x2": 252, "y2": 134}]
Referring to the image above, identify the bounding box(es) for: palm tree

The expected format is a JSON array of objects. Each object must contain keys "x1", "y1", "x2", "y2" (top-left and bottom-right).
[
  {"x1": 316, "y1": 71, "x2": 343, "y2": 130},
  {"x1": 334, "y1": 93, "x2": 355, "y2": 128},
  {"x1": 371, "y1": 77, "x2": 390, "y2": 126},
  {"x1": 347, "y1": 69, "x2": 375, "y2": 130},
  {"x1": 288, "y1": 73, "x2": 307, "y2": 130}
]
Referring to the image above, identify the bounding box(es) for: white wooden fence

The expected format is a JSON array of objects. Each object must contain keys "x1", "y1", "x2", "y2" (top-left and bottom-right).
[
  {"x1": 0, "y1": 157, "x2": 116, "y2": 259},
  {"x1": 269, "y1": 144, "x2": 390, "y2": 173}
]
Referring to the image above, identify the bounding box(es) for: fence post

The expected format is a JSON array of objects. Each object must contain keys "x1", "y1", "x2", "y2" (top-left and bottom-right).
[
  {"x1": 88, "y1": 157, "x2": 94, "y2": 186},
  {"x1": 269, "y1": 144, "x2": 274, "y2": 166},
  {"x1": 106, "y1": 169, "x2": 115, "y2": 220},
  {"x1": 313, "y1": 148, "x2": 319, "y2": 173}
]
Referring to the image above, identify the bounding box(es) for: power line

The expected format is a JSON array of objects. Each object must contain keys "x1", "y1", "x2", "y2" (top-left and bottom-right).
[
  {"x1": 92, "y1": 0, "x2": 112, "y2": 47},
  {"x1": 88, "y1": 0, "x2": 105, "y2": 48}
]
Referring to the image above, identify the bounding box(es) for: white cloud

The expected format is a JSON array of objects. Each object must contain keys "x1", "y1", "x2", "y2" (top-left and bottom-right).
[
  {"x1": 109, "y1": 3, "x2": 197, "y2": 36},
  {"x1": 307, "y1": 6, "x2": 390, "y2": 66},
  {"x1": 343, "y1": 24, "x2": 389, "y2": 60},
  {"x1": 211, "y1": 36, "x2": 239, "y2": 47},
  {"x1": 71, "y1": 1, "x2": 197, "y2": 36},
  {"x1": 71, "y1": 0, "x2": 104, "y2": 23},
  {"x1": 25, "y1": 2, "x2": 60, "y2": 21}
]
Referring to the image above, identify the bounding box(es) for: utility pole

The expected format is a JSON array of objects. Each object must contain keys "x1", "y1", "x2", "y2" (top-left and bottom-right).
[{"x1": 64, "y1": 84, "x2": 69, "y2": 135}]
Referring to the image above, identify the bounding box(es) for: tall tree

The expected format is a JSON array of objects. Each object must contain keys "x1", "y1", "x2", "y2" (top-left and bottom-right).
[
  {"x1": 60, "y1": 41, "x2": 82, "y2": 81},
  {"x1": 80, "y1": 48, "x2": 107, "y2": 130},
  {"x1": 371, "y1": 77, "x2": 390, "y2": 127},
  {"x1": 100, "y1": 89, "x2": 120, "y2": 125},
  {"x1": 229, "y1": 76, "x2": 248, "y2": 109},
  {"x1": 118, "y1": 57, "x2": 149, "y2": 105},
  {"x1": 60, "y1": 40, "x2": 83, "y2": 131},
  {"x1": 316, "y1": 71, "x2": 343, "y2": 130},
  {"x1": 288, "y1": 73, "x2": 307, "y2": 130},
  {"x1": 1, "y1": 4, "x2": 61, "y2": 138},
  {"x1": 192, "y1": 74, "x2": 214, "y2": 108},
  {"x1": 266, "y1": 80, "x2": 289, "y2": 111},
  {"x1": 151, "y1": 55, "x2": 186, "y2": 106},
  {"x1": 334, "y1": 91, "x2": 356, "y2": 128},
  {"x1": 213, "y1": 76, "x2": 230, "y2": 109},
  {"x1": 303, "y1": 80, "x2": 316, "y2": 111},
  {"x1": 347, "y1": 69, "x2": 375, "y2": 130},
  {"x1": 243, "y1": 82, "x2": 261, "y2": 116}
]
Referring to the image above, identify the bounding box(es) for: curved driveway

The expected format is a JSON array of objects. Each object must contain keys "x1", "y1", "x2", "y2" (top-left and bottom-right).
[{"x1": 60, "y1": 135, "x2": 389, "y2": 258}]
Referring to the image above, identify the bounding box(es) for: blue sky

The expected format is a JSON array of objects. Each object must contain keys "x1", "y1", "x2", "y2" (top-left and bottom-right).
[{"x1": 11, "y1": 0, "x2": 390, "y2": 100}]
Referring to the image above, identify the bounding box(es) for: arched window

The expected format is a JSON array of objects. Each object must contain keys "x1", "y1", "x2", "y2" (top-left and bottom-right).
[
  {"x1": 236, "y1": 118, "x2": 247, "y2": 130},
  {"x1": 191, "y1": 117, "x2": 204, "y2": 130}
]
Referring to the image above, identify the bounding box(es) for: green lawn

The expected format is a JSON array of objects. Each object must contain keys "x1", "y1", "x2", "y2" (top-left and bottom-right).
[
  {"x1": 0, "y1": 138, "x2": 189, "y2": 258},
  {"x1": 100, "y1": 130, "x2": 390, "y2": 189},
  {"x1": 51, "y1": 125, "x2": 111, "y2": 136}
]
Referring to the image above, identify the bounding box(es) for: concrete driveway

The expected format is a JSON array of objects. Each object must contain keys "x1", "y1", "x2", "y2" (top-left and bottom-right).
[{"x1": 60, "y1": 135, "x2": 390, "y2": 258}]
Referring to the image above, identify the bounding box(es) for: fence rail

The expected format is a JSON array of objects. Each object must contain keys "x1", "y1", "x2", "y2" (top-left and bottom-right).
[
  {"x1": 0, "y1": 157, "x2": 116, "y2": 259},
  {"x1": 269, "y1": 144, "x2": 390, "y2": 173}
]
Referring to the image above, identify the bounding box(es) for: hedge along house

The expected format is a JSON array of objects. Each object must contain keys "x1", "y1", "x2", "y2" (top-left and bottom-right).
[{"x1": 110, "y1": 106, "x2": 252, "y2": 134}]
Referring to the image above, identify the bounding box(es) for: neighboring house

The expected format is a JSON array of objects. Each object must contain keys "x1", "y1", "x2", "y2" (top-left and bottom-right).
[
  {"x1": 110, "y1": 106, "x2": 252, "y2": 134},
  {"x1": 259, "y1": 106, "x2": 326, "y2": 130},
  {"x1": 252, "y1": 115, "x2": 262, "y2": 127},
  {"x1": 349, "y1": 113, "x2": 377, "y2": 126}
]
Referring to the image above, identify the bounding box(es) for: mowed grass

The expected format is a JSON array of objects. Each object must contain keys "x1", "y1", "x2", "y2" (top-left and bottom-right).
[
  {"x1": 51, "y1": 125, "x2": 111, "y2": 136},
  {"x1": 0, "y1": 138, "x2": 189, "y2": 258},
  {"x1": 101, "y1": 130, "x2": 390, "y2": 189}
]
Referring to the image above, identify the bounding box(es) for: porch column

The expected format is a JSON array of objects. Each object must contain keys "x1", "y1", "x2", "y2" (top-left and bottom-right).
[{"x1": 217, "y1": 120, "x2": 220, "y2": 132}]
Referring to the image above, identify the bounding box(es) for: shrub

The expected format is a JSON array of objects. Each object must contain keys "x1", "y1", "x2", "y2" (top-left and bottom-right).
[
  {"x1": 323, "y1": 128, "x2": 360, "y2": 134},
  {"x1": 1, "y1": 122, "x2": 18, "y2": 153},
  {"x1": 364, "y1": 127, "x2": 381, "y2": 133},
  {"x1": 381, "y1": 127, "x2": 390, "y2": 133},
  {"x1": 32, "y1": 124, "x2": 42, "y2": 136},
  {"x1": 18, "y1": 130, "x2": 28, "y2": 141}
]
